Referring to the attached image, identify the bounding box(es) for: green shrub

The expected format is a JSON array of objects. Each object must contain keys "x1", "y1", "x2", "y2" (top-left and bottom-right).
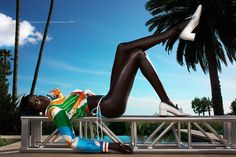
[
  {"x1": 0, "y1": 94, "x2": 21, "y2": 135},
  {"x1": 42, "y1": 122, "x2": 57, "y2": 135},
  {"x1": 0, "y1": 138, "x2": 20, "y2": 147}
]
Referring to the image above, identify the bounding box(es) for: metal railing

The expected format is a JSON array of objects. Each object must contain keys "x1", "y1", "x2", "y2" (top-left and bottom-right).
[{"x1": 20, "y1": 116, "x2": 236, "y2": 153}]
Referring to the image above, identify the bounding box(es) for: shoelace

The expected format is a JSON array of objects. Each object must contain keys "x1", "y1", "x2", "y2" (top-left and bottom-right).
[{"x1": 91, "y1": 96, "x2": 104, "y2": 140}]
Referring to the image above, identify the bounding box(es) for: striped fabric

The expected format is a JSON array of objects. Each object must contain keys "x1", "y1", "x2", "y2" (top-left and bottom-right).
[
  {"x1": 45, "y1": 88, "x2": 109, "y2": 153},
  {"x1": 46, "y1": 88, "x2": 89, "y2": 120},
  {"x1": 52, "y1": 109, "x2": 109, "y2": 153}
]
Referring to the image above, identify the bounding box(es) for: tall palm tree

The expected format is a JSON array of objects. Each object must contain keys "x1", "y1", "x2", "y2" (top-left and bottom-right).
[
  {"x1": 201, "y1": 97, "x2": 212, "y2": 116},
  {"x1": 0, "y1": 49, "x2": 13, "y2": 81},
  {"x1": 145, "y1": 0, "x2": 236, "y2": 115},
  {"x1": 30, "y1": 0, "x2": 54, "y2": 95},
  {"x1": 12, "y1": 0, "x2": 20, "y2": 99},
  {"x1": 0, "y1": 49, "x2": 13, "y2": 94},
  {"x1": 191, "y1": 97, "x2": 202, "y2": 116},
  {"x1": 230, "y1": 99, "x2": 236, "y2": 115}
]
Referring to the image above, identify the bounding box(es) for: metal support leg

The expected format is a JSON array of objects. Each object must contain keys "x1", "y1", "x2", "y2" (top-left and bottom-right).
[
  {"x1": 20, "y1": 118, "x2": 30, "y2": 151},
  {"x1": 79, "y1": 121, "x2": 83, "y2": 138},
  {"x1": 31, "y1": 120, "x2": 42, "y2": 147},
  {"x1": 231, "y1": 122, "x2": 236, "y2": 148},
  {"x1": 89, "y1": 122, "x2": 94, "y2": 140},
  {"x1": 188, "y1": 122, "x2": 192, "y2": 149},
  {"x1": 176, "y1": 122, "x2": 187, "y2": 148},
  {"x1": 223, "y1": 122, "x2": 231, "y2": 143},
  {"x1": 131, "y1": 122, "x2": 138, "y2": 149},
  {"x1": 172, "y1": 125, "x2": 181, "y2": 148},
  {"x1": 84, "y1": 122, "x2": 88, "y2": 139},
  {"x1": 178, "y1": 122, "x2": 181, "y2": 141},
  {"x1": 131, "y1": 122, "x2": 134, "y2": 146}
]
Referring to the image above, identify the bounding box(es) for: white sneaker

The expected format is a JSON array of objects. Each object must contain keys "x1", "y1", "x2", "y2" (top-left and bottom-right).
[
  {"x1": 159, "y1": 102, "x2": 190, "y2": 117},
  {"x1": 179, "y1": 5, "x2": 202, "y2": 41}
]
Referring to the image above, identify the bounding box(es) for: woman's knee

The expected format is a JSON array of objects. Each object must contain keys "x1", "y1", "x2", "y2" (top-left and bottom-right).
[
  {"x1": 117, "y1": 42, "x2": 146, "y2": 56},
  {"x1": 129, "y1": 49, "x2": 146, "y2": 61},
  {"x1": 117, "y1": 42, "x2": 128, "y2": 53},
  {"x1": 101, "y1": 98, "x2": 126, "y2": 118}
]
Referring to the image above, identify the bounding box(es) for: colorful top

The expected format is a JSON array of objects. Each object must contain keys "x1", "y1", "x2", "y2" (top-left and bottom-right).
[
  {"x1": 45, "y1": 88, "x2": 109, "y2": 153},
  {"x1": 46, "y1": 88, "x2": 93, "y2": 119}
]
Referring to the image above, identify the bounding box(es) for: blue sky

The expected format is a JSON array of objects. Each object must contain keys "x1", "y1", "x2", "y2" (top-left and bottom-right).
[{"x1": 1, "y1": 0, "x2": 236, "y2": 115}]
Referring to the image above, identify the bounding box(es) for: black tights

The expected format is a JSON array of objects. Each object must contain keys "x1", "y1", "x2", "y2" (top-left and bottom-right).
[{"x1": 87, "y1": 21, "x2": 188, "y2": 118}]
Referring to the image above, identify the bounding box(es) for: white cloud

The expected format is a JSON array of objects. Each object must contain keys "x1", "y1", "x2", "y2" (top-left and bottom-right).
[{"x1": 0, "y1": 13, "x2": 51, "y2": 47}]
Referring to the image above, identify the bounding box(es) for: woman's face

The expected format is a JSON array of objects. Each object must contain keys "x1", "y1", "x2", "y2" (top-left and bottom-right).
[{"x1": 27, "y1": 95, "x2": 51, "y2": 113}]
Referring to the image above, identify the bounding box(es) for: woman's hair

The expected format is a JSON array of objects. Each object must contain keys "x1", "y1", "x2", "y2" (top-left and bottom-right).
[{"x1": 19, "y1": 95, "x2": 39, "y2": 116}]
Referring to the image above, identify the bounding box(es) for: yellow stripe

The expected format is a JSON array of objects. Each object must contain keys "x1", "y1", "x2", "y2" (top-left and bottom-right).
[{"x1": 50, "y1": 96, "x2": 66, "y2": 105}]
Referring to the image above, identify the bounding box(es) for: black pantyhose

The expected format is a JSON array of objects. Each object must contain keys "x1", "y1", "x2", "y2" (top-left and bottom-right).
[{"x1": 87, "y1": 21, "x2": 189, "y2": 118}]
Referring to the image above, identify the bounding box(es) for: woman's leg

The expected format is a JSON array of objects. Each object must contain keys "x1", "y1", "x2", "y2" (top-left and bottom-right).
[
  {"x1": 49, "y1": 106, "x2": 132, "y2": 153},
  {"x1": 49, "y1": 107, "x2": 109, "y2": 153},
  {"x1": 88, "y1": 22, "x2": 188, "y2": 118},
  {"x1": 139, "y1": 52, "x2": 174, "y2": 106},
  {"x1": 88, "y1": 49, "x2": 142, "y2": 117},
  {"x1": 110, "y1": 21, "x2": 189, "y2": 87},
  {"x1": 87, "y1": 51, "x2": 172, "y2": 118}
]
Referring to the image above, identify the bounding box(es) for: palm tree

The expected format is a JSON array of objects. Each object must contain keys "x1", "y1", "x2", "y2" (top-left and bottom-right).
[
  {"x1": 230, "y1": 99, "x2": 236, "y2": 115},
  {"x1": 0, "y1": 49, "x2": 13, "y2": 93},
  {"x1": 201, "y1": 97, "x2": 212, "y2": 116},
  {"x1": 30, "y1": 0, "x2": 54, "y2": 95},
  {"x1": 145, "y1": 0, "x2": 236, "y2": 115},
  {"x1": 191, "y1": 97, "x2": 202, "y2": 116},
  {"x1": 191, "y1": 97, "x2": 212, "y2": 116},
  {"x1": 0, "y1": 49, "x2": 13, "y2": 80},
  {"x1": 12, "y1": 0, "x2": 20, "y2": 99},
  {"x1": 0, "y1": 50, "x2": 20, "y2": 134}
]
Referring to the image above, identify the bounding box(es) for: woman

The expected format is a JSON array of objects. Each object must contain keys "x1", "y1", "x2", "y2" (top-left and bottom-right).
[{"x1": 20, "y1": 5, "x2": 202, "y2": 153}]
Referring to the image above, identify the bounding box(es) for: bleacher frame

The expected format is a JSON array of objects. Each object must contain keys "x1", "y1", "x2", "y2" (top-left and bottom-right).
[{"x1": 20, "y1": 116, "x2": 236, "y2": 153}]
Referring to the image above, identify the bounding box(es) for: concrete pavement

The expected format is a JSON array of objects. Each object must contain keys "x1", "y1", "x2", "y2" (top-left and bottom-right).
[
  {"x1": 1, "y1": 152, "x2": 236, "y2": 157},
  {"x1": 1, "y1": 140, "x2": 236, "y2": 157}
]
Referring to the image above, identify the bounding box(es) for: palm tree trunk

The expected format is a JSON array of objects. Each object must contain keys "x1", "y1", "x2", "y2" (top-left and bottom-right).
[
  {"x1": 12, "y1": 0, "x2": 20, "y2": 99},
  {"x1": 30, "y1": 0, "x2": 54, "y2": 95},
  {"x1": 3, "y1": 51, "x2": 6, "y2": 82},
  {"x1": 0, "y1": 50, "x2": 6, "y2": 85},
  {"x1": 208, "y1": 56, "x2": 224, "y2": 115},
  {"x1": 208, "y1": 109, "x2": 211, "y2": 116},
  {"x1": 206, "y1": 34, "x2": 224, "y2": 115}
]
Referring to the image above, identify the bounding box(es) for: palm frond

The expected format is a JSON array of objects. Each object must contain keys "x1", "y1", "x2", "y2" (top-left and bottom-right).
[
  {"x1": 165, "y1": 36, "x2": 178, "y2": 52},
  {"x1": 146, "y1": 11, "x2": 188, "y2": 33},
  {"x1": 212, "y1": 34, "x2": 227, "y2": 66},
  {"x1": 176, "y1": 40, "x2": 186, "y2": 65},
  {"x1": 146, "y1": 0, "x2": 236, "y2": 73}
]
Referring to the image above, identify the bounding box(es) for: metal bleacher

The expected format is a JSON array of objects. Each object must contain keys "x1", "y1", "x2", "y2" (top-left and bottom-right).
[{"x1": 21, "y1": 115, "x2": 236, "y2": 153}]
